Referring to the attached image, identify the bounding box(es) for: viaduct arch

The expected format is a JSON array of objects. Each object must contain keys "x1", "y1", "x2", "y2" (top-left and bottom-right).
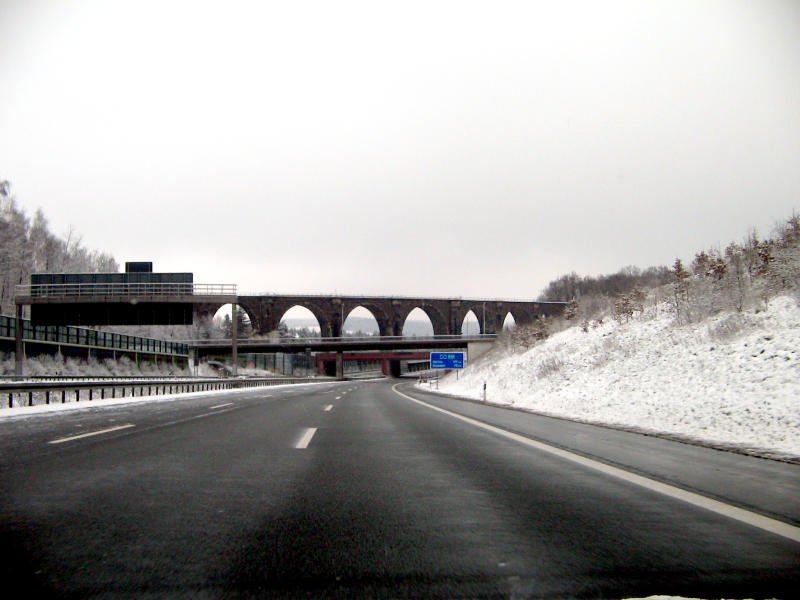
[{"x1": 197, "y1": 295, "x2": 566, "y2": 337}]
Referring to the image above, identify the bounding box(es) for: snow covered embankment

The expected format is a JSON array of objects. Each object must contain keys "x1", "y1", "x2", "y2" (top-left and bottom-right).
[{"x1": 435, "y1": 296, "x2": 800, "y2": 461}]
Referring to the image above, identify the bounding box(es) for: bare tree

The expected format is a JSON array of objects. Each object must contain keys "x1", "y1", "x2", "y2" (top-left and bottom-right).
[{"x1": 0, "y1": 181, "x2": 119, "y2": 314}]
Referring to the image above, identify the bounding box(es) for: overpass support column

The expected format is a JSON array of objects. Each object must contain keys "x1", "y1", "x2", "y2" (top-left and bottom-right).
[
  {"x1": 389, "y1": 360, "x2": 401, "y2": 378},
  {"x1": 336, "y1": 352, "x2": 344, "y2": 381},
  {"x1": 231, "y1": 302, "x2": 238, "y2": 377},
  {"x1": 14, "y1": 303, "x2": 24, "y2": 378},
  {"x1": 188, "y1": 346, "x2": 197, "y2": 376}
]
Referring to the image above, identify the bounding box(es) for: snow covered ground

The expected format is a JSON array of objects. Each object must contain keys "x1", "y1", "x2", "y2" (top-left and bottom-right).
[{"x1": 434, "y1": 295, "x2": 800, "y2": 461}]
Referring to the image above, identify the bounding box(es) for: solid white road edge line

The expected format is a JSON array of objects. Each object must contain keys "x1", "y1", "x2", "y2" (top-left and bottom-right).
[
  {"x1": 295, "y1": 427, "x2": 318, "y2": 449},
  {"x1": 48, "y1": 424, "x2": 136, "y2": 445},
  {"x1": 324, "y1": 405, "x2": 334, "y2": 412},
  {"x1": 392, "y1": 384, "x2": 800, "y2": 545},
  {"x1": 210, "y1": 403, "x2": 234, "y2": 409}
]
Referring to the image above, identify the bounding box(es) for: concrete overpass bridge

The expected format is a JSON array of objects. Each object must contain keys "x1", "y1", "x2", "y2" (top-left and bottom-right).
[
  {"x1": 314, "y1": 352, "x2": 432, "y2": 378},
  {"x1": 188, "y1": 335, "x2": 493, "y2": 355},
  {"x1": 188, "y1": 335, "x2": 496, "y2": 380},
  {"x1": 195, "y1": 295, "x2": 566, "y2": 337}
]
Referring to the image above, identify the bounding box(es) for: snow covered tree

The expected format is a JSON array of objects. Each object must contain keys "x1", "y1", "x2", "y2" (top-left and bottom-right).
[
  {"x1": 670, "y1": 259, "x2": 691, "y2": 322},
  {"x1": 0, "y1": 180, "x2": 119, "y2": 314},
  {"x1": 707, "y1": 251, "x2": 727, "y2": 281},
  {"x1": 755, "y1": 239, "x2": 774, "y2": 276},
  {"x1": 563, "y1": 299, "x2": 578, "y2": 320},
  {"x1": 218, "y1": 307, "x2": 252, "y2": 339},
  {"x1": 691, "y1": 251, "x2": 710, "y2": 276}
]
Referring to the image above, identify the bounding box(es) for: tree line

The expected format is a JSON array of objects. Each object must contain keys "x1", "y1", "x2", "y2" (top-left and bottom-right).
[
  {"x1": 531, "y1": 211, "x2": 800, "y2": 341},
  {"x1": 537, "y1": 265, "x2": 672, "y2": 302},
  {"x1": 0, "y1": 181, "x2": 118, "y2": 314},
  {"x1": 668, "y1": 214, "x2": 800, "y2": 324}
]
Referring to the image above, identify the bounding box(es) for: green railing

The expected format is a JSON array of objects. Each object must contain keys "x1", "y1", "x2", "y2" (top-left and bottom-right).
[{"x1": 0, "y1": 315, "x2": 188, "y2": 356}]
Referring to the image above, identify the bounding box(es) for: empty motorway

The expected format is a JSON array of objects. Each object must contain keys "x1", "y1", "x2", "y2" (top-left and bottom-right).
[{"x1": 0, "y1": 379, "x2": 797, "y2": 598}]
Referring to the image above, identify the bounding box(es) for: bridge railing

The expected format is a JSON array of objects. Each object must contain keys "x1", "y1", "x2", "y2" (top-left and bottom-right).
[
  {"x1": 15, "y1": 283, "x2": 237, "y2": 299},
  {"x1": 242, "y1": 291, "x2": 564, "y2": 304}
]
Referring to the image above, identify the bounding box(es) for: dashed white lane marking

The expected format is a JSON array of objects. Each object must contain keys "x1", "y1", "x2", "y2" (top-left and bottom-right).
[
  {"x1": 161, "y1": 409, "x2": 234, "y2": 427},
  {"x1": 324, "y1": 404, "x2": 334, "y2": 412},
  {"x1": 295, "y1": 427, "x2": 318, "y2": 449},
  {"x1": 392, "y1": 384, "x2": 800, "y2": 545},
  {"x1": 49, "y1": 424, "x2": 136, "y2": 445},
  {"x1": 335, "y1": 396, "x2": 342, "y2": 400},
  {"x1": 210, "y1": 403, "x2": 234, "y2": 409}
]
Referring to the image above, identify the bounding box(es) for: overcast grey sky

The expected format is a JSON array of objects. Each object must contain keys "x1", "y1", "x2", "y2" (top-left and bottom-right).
[{"x1": 1, "y1": 0, "x2": 798, "y2": 298}]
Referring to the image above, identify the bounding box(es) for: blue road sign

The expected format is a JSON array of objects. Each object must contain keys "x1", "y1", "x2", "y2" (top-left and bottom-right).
[{"x1": 430, "y1": 352, "x2": 465, "y2": 369}]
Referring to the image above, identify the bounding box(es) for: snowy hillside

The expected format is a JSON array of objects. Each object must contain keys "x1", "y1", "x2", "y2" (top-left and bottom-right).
[{"x1": 434, "y1": 295, "x2": 800, "y2": 461}]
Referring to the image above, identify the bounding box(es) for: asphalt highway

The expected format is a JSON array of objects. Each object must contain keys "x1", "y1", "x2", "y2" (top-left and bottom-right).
[{"x1": 0, "y1": 379, "x2": 797, "y2": 598}]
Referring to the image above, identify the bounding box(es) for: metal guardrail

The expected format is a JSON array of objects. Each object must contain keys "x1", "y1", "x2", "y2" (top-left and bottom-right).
[
  {"x1": 14, "y1": 283, "x2": 237, "y2": 298},
  {"x1": 184, "y1": 334, "x2": 498, "y2": 346},
  {"x1": 0, "y1": 376, "x2": 333, "y2": 409}
]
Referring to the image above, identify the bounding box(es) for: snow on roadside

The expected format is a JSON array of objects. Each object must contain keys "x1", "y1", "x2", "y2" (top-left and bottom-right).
[{"x1": 436, "y1": 295, "x2": 800, "y2": 460}]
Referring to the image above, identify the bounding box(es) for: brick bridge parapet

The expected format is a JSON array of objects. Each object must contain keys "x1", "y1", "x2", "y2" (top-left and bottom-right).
[{"x1": 195, "y1": 295, "x2": 566, "y2": 337}]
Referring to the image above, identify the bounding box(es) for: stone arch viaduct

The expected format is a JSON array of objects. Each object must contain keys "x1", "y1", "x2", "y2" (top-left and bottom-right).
[{"x1": 194, "y1": 295, "x2": 566, "y2": 337}]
